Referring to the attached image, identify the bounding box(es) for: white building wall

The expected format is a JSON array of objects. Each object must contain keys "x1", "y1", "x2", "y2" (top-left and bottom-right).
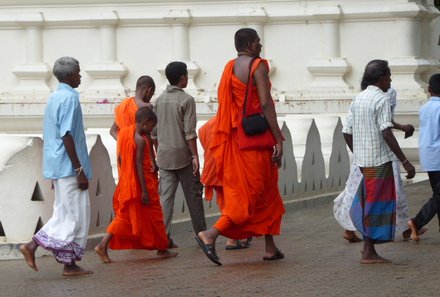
[{"x1": 0, "y1": 1, "x2": 438, "y2": 133}]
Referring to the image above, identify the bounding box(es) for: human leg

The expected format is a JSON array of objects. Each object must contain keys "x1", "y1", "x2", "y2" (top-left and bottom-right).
[
  {"x1": 360, "y1": 238, "x2": 391, "y2": 264},
  {"x1": 19, "y1": 240, "x2": 39, "y2": 271},
  {"x1": 263, "y1": 235, "x2": 284, "y2": 260},
  {"x1": 94, "y1": 233, "x2": 113, "y2": 263},
  {"x1": 32, "y1": 177, "x2": 91, "y2": 272},
  {"x1": 196, "y1": 227, "x2": 222, "y2": 265},
  {"x1": 409, "y1": 171, "x2": 440, "y2": 240},
  {"x1": 178, "y1": 164, "x2": 207, "y2": 234},
  {"x1": 159, "y1": 168, "x2": 179, "y2": 244}
]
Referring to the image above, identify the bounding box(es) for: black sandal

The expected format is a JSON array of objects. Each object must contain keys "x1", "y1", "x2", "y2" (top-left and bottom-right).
[{"x1": 195, "y1": 236, "x2": 222, "y2": 266}]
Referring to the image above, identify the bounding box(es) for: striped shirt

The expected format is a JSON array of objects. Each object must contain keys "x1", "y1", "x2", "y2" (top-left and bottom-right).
[{"x1": 342, "y1": 85, "x2": 394, "y2": 167}]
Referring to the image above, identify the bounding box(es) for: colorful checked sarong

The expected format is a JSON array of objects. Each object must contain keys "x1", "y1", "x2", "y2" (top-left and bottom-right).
[{"x1": 349, "y1": 162, "x2": 396, "y2": 242}]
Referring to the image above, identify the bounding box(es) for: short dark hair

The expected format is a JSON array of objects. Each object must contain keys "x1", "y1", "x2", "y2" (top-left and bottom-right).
[
  {"x1": 360, "y1": 60, "x2": 390, "y2": 90},
  {"x1": 429, "y1": 73, "x2": 440, "y2": 94},
  {"x1": 135, "y1": 106, "x2": 157, "y2": 124},
  {"x1": 136, "y1": 75, "x2": 155, "y2": 91},
  {"x1": 165, "y1": 62, "x2": 187, "y2": 85},
  {"x1": 234, "y1": 28, "x2": 259, "y2": 52}
]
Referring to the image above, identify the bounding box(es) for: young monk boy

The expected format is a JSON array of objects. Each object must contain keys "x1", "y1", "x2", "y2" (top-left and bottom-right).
[{"x1": 95, "y1": 107, "x2": 178, "y2": 263}]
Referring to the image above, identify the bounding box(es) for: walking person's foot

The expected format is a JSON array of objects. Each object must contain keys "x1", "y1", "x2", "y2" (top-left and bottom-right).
[
  {"x1": 94, "y1": 245, "x2": 112, "y2": 263},
  {"x1": 407, "y1": 219, "x2": 422, "y2": 241},
  {"x1": 62, "y1": 263, "x2": 93, "y2": 276},
  {"x1": 19, "y1": 244, "x2": 38, "y2": 271},
  {"x1": 360, "y1": 254, "x2": 392, "y2": 264},
  {"x1": 157, "y1": 250, "x2": 179, "y2": 258},
  {"x1": 343, "y1": 230, "x2": 362, "y2": 243}
]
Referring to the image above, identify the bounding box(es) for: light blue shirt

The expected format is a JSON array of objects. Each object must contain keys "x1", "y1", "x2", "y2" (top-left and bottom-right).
[
  {"x1": 43, "y1": 83, "x2": 92, "y2": 179},
  {"x1": 419, "y1": 96, "x2": 440, "y2": 172}
]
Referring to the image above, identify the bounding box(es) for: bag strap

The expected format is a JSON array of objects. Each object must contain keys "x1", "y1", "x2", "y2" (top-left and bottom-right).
[{"x1": 242, "y1": 56, "x2": 258, "y2": 117}]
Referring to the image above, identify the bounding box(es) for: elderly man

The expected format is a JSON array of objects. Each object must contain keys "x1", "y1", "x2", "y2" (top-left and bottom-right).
[{"x1": 20, "y1": 57, "x2": 93, "y2": 276}]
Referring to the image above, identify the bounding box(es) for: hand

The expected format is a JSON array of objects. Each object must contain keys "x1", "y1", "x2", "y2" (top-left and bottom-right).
[
  {"x1": 76, "y1": 171, "x2": 89, "y2": 190},
  {"x1": 402, "y1": 124, "x2": 415, "y2": 139},
  {"x1": 141, "y1": 191, "x2": 150, "y2": 205},
  {"x1": 402, "y1": 160, "x2": 416, "y2": 179},
  {"x1": 272, "y1": 143, "x2": 283, "y2": 168},
  {"x1": 192, "y1": 156, "x2": 200, "y2": 176}
]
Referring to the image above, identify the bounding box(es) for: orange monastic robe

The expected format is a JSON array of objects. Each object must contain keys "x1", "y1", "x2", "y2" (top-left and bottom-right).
[
  {"x1": 107, "y1": 98, "x2": 168, "y2": 250},
  {"x1": 115, "y1": 97, "x2": 155, "y2": 173},
  {"x1": 200, "y1": 58, "x2": 285, "y2": 240}
]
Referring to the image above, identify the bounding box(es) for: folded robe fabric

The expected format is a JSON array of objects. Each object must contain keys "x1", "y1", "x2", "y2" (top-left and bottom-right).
[
  {"x1": 108, "y1": 99, "x2": 168, "y2": 250},
  {"x1": 200, "y1": 58, "x2": 285, "y2": 240}
]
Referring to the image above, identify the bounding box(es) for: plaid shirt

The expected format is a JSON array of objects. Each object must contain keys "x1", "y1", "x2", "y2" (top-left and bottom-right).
[{"x1": 342, "y1": 85, "x2": 394, "y2": 167}]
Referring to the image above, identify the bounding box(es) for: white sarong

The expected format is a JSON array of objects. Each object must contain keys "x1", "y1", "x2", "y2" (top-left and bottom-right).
[{"x1": 33, "y1": 176, "x2": 90, "y2": 264}]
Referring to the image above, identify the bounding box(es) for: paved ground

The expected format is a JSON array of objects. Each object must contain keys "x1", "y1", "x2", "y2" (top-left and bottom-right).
[{"x1": 1, "y1": 180, "x2": 440, "y2": 297}]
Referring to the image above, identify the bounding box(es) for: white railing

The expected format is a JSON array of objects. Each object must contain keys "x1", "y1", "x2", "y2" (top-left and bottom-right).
[
  {"x1": 1, "y1": 114, "x2": 426, "y2": 259},
  {"x1": 0, "y1": 116, "x2": 348, "y2": 246}
]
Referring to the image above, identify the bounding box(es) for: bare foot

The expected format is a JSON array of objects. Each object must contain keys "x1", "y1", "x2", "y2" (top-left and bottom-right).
[
  {"x1": 157, "y1": 250, "x2": 179, "y2": 258},
  {"x1": 360, "y1": 255, "x2": 392, "y2": 264},
  {"x1": 19, "y1": 244, "x2": 38, "y2": 271},
  {"x1": 343, "y1": 230, "x2": 362, "y2": 243},
  {"x1": 62, "y1": 263, "x2": 93, "y2": 277},
  {"x1": 407, "y1": 219, "x2": 421, "y2": 241},
  {"x1": 94, "y1": 245, "x2": 112, "y2": 263},
  {"x1": 403, "y1": 227, "x2": 427, "y2": 240}
]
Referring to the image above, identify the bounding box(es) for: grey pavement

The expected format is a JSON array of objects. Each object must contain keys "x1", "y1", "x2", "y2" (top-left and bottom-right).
[{"x1": 1, "y1": 180, "x2": 440, "y2": 297}]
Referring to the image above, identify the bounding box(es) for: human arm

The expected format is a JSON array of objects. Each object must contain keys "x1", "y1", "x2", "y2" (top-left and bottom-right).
[
  {"x1": 135, "y1": 132, "x2": 150, "y2": 205},
  {"x1": 382, "y1": 128, "x2": 415, "y2": 179},
  {"x1": 187, "y1": 138, "x2": 200, "y2": 176},
  {"x1": 183, "y1": 96, "x2": 200, "y2": 175},
  {"x1": 343, "y1": 133, "x2": 353, "y2": 153},
  {"x1": 253, "y1": 61, "x2": 283, "y2": 167},
  {"x1": 110, "y1": 122, "x2": 119, "y2": 141},
  {"x1": 146, "y1": 134, "x2": 158, "y2": 172},
  {"x1": 392, "y1": 119, "x2": 414, "y2": 139},
  {"x1": 62, "y1": 133, "x2": 89, "y2": 190}
]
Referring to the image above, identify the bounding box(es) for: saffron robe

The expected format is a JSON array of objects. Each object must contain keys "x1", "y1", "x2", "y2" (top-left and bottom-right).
[
  {"x1": 201, "y1": 58, "x2": 285, "y2": 240},
  {"x1": 108, "y1": 98, "x2": 168, "y2": 250}
]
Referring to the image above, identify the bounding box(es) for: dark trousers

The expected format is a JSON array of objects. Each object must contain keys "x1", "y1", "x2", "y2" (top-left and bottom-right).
[
  {"x1": 413, "y1": 171, "x2": 440, "y2": 230},
  {"x1": 159, "y1": 164, "x2": 207, "y2": 237}
]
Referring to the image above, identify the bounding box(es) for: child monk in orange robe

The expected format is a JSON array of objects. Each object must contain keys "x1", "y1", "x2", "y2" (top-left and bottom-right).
[{"x1": 95, "y1": 107, "x2": 177, "y2": 263}]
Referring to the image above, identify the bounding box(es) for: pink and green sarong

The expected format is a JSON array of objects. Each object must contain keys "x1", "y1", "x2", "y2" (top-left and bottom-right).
[{"x1": 350, "y1": 162, "x2": 396, "y2": 242}]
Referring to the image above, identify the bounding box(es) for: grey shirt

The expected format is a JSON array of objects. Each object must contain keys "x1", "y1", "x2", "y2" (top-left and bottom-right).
[{"x1": 152, "y1": 85, "x2": 198, "y2": 170}]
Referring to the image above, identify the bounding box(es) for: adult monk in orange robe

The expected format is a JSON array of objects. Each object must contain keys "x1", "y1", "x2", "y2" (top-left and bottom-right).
[
  {"x1": 95, "y1": 80, "x2": 176, "y2": 263},
  {"x1": 109, "y1": 75, "x2": 158, "y2": 172},
  {"x1": 196, "y1": 28, "x2": 285, "y2": 266}
]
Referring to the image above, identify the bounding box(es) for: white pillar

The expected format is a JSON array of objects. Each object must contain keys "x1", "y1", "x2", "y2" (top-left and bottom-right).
[
  {"x1": 306, "y1": 5, "x2": 352, "y2": 99},
  {"x1": 159, "y1": 10, "x2": 200, "y2": 96},
  {"x1": 388, "y1": 3, "x2": 436, "y2": 101},
  {"x1": 84, "y1": 12, "x2": 128, "y2": 102},
  {"x1": 241, "y1": 9, "x2": 276, "y2": 78},
  {"x1": 10, "y1": 13, "x2": 51, "y2": 102}
]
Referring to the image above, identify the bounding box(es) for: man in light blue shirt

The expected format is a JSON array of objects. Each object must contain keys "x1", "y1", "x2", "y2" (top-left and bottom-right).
[
  {"x1": 19, "y1": 57, "x2": 93, "y2": 277},
  {"x1": 407, "y1": 73, "x2": 440, "y2": 241}
]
